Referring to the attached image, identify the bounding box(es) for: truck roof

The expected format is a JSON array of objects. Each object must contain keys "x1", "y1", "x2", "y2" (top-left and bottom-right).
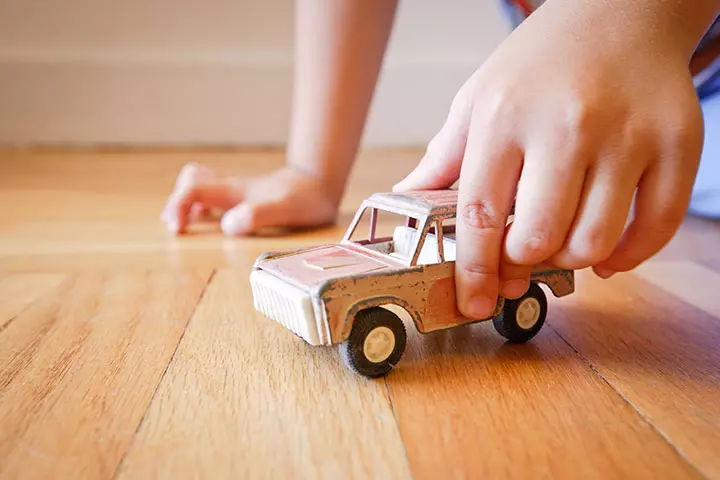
[{"x1": 367, "y1": 190, "x2": 458, "y2": 217}]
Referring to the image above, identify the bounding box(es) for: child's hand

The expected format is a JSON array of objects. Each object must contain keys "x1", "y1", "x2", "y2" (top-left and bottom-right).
[
  {"x1": 394, "y1": 0, "x2": 712, "y2": 319},
  {"x1": 161, "y1": 164, "x2": 338, "y2": 235}
]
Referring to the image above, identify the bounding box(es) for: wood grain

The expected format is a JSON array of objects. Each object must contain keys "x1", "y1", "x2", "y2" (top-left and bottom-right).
[
  {"x1": 0, "y1": 270, "x2": 211, "y2": 479},
  {"x1": 1, "y1": 148, "x2": 720, "y2": 479},
  {"x1": 548, "y1": 270, "x2": 720, "y2": 478},
  {"x1": 634, "y1": 262, "x2": 720, "y2": 320},
  {"x1": 0, "y1": 148, "x2": 417, "y2": 271},
  {"x1": 117, "y1": 268, "x2": 412, "y2": 479},
  {"x1": 385, "y1": 312, "x2": 700, "y2": 479},
  {"x1": 654, "y1": 216, "x2": 720, "y2": 262},
  {"x1": 0, "y1": 273, "x2": 65, "y2": 329}
]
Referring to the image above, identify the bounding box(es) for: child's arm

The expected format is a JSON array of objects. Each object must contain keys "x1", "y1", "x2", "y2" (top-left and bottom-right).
[
  {"x1": 394, "y1": 0, "x2": 720, "y2": 318},
  {"x1": 161, "y1": 0, "x2": 397, "y2": 235}
]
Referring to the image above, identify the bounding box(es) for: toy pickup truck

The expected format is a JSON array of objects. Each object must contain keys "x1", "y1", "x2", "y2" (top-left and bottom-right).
[{"x1": 250, "y1": 190, "x2": 574, "y2": 378}]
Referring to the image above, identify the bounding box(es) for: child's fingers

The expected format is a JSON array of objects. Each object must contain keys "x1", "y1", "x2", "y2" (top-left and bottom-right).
[
  {"x1": 221, "y1": 200, "x2": 301, "y2": 236},
  {"x1": 593, "y1": 160, "x2": 695, "y2": 276},
  {"x1": 172, "y1": 162, "x2": 216, "y2": 191},
  {"x1": 189, "y1": 203, "x2": 211, "y2": 220},
  {"x1": 499, "y1": 262, "x2": 532, "y2": 300},
  {"x1": 593, "y1": 96, "x2": 704, "y2": 275},
  {"x1": 504, "y1": 142, "x2": 587, "y2": 265},
  {"x1": 391, "y1": 132, "x2": 463, "y2": 192},
  {"x1": 549, "y1": 158, "x2": 642, "y2": 270},
  {"x1": 456, "y1": 121, "x2": 523, "y2": 319},
  {"x1": 393, "y1": 75, "x2": 475, "y2": 192},
  {"x1": 161, "y1": 163, "x2": 218, "y2": 223},
  {"x1": 500, "y1": 222, "x2": 533, "y2": 299},
  {"x1": 164, "y1": 181, "x2": 245, "y2": 234},
  {"x1": 220, "y1": 200, "x2": 305, "y2": 236},
  {"x1": 221, "y1": 203, "x2": 263, "y2": 236}
]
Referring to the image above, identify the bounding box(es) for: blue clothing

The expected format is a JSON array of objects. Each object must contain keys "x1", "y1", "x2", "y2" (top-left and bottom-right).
[
  {"x1": 690, "y1": 75, "x2": 720, "y2": 219},
  {"x1": 501, "y1": 0, "x2": 720, "y2": 218}
]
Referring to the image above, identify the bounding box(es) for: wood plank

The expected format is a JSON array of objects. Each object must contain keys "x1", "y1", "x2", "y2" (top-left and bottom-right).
[
  {"x1": 655, "y1": 216, "x2": 720, "y2": 262},
  {"x1": 0, "y1": 270, "x2": 211, "y2": 479},
  {"x1": 0, "y1": 273, "x2": 66, "y2": 330},
  {"x1": 385, "y1": 312, "x2": 699, "y2": 478},
  {"x1": 0, "y1": 225, "x2": 346, "y2": 272},
  {"x1": 634, "y1": 262, "x2": 720, "y2": 320},
  {"x1": 117, "y1": 268, "x2": 412, "y2": 479},
  {"x1": 547, "y1": 270, "x2": 720, "y2": 479},
  {"x1": 1, "y1": 149, "x2": 719, "y2": 478},
  {"x1": 0, "y1": 148, "x2": 416, "y2": 272}
]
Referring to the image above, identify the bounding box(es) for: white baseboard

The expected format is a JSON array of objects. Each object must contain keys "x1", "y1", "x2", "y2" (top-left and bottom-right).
[{"x1": 0, "y1": 57, "x2": 479, "y2": 148}]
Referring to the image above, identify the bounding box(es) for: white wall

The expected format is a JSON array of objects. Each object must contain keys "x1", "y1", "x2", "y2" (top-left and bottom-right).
[{"x1": 0, "y1": 0, "x2": 509, "y2": 147}]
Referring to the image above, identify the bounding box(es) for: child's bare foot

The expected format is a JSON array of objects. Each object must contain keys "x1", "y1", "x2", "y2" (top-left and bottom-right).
[{"x1": 161, "y1": 163, "x2": 339, "y2": 235}]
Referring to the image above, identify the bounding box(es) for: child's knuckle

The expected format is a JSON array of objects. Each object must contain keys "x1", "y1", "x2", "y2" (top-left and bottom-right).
[{"x1": 460, "y1": 200, "x2": 505, "y2": 232}]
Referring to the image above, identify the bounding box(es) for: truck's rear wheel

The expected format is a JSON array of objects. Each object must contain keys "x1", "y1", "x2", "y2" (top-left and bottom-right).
[
  {"x1": 493, "y1": 282, "x2": 547, "y2": 343},
  {"x1": 340, "y1": 307, "x2": 407, "y2": 378}
]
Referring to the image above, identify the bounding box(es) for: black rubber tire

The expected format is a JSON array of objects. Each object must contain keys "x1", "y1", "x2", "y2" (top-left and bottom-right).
[
  {"x1": 339, "y1": 307, "x2": 407, "y2": 378},
  {"x1": 493, "y1": 282, "x2": 547, "y2": 343}
]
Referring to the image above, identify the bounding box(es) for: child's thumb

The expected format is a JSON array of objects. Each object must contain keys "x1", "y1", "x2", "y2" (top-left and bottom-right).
[
  {"x1": 393, "y1": 77, "x2": 474, "y2": 192},
  {"x1": 392, "y1": 131, "x2": 465, "y2": 192}
]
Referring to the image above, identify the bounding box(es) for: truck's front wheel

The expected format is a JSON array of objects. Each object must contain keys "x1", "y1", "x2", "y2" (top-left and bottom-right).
[
  {"x1": 493, "y1": 282, "x2": 547, "y2": 343},
  {"x1": 340, "y1": 307, "x2": 407, "y2": 378}
]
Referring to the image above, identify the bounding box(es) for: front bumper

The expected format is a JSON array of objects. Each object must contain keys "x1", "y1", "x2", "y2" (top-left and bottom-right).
[{"x1": 250, "y1": 269, "x2": 323, "y2": 345}]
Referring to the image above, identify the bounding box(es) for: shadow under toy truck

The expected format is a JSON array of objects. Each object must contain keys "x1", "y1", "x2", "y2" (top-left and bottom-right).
[{"x1": 251, "y1": 190, "x2": 574, "y2": 378}]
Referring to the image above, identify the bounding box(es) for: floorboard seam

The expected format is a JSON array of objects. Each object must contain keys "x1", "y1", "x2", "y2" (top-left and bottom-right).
[
  {"x1": 111, "y1": 269, "x2": 217, "y2": 479},
  {"x1": 549, "y1": 324, "x2": 709, "y2": 480},
  {"x1": 384, "y1": 377, "x2": 414, "y2": 480}
]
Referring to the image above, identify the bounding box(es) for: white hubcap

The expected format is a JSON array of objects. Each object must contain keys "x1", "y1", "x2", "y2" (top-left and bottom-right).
[
  {"x1": 363, "y1": 326, "x2": 396, "y2": 363},
  {"x1": 516, "y1": 297, "x2": 541, "y2": 330}
]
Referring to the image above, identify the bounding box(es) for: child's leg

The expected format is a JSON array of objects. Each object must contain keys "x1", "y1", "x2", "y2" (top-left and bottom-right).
[
  {"x1": 689, "y1": 87, "x2": 720, "y2": 219},
  {"x1": 162, "y1": 0, "x2": 398, "y2": 235}
]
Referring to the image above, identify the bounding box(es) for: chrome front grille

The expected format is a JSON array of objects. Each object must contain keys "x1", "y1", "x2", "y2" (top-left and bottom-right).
[{"x1": 250, "y1": 270, "x2": 321, "y2": 345}]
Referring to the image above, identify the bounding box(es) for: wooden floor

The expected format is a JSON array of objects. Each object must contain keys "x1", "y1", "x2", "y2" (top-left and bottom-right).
[{"x1": 1, "y1": 148, "x2": 720, "y2": 479}]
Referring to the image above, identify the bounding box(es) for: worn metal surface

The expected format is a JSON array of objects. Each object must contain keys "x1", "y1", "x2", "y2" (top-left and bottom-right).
[
  {"x1": 253, "y1": 189, "x2": 575, "y2": 346},
  {"x1": 531, "y1": 267, "x2": 575, "y2": 297}
]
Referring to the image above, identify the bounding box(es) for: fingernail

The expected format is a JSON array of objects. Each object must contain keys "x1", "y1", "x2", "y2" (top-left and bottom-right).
[
  {"x1": 594, "y1": 267, "x2": 615, "y2": 279},
  {"x1": 167, "y1": 221, "x2": 179, "y2": 234},
  {"x1": 466, "y1": 295, "x2": 495, "y2": 319},
  {"x1": 502, "y1": 279, "x2": 528, "y2": 299}
]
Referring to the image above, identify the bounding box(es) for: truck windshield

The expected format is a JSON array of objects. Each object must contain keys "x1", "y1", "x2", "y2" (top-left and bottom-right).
[{"x1": 345, "y1": 206, "x2": 422, "y2": 263}]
